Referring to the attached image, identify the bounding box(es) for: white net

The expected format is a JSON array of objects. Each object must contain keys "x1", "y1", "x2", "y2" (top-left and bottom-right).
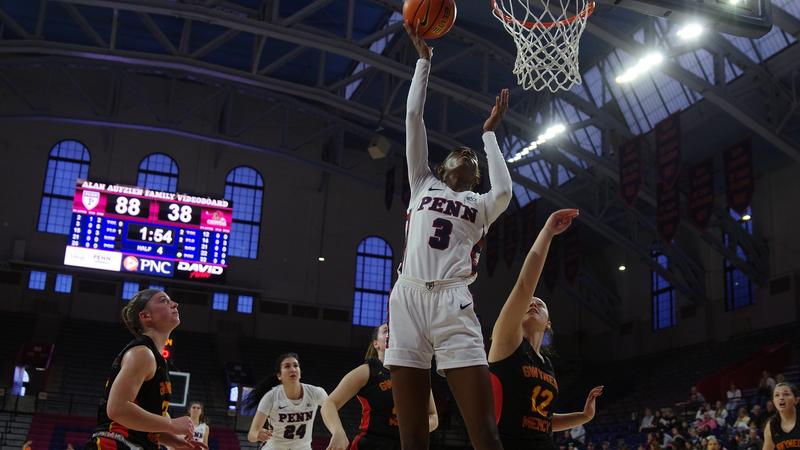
[{"x1": 492, "y1": 0, "x2": 594, "y2": 93}]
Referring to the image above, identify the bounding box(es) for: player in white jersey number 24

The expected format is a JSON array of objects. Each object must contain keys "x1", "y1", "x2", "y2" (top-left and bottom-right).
[
  {"x1": 383, "y1": 21, "x2": 513, "y2": 450},
  {"x1": 245, "y1": 353, "x2": 328, "y2": 450}
]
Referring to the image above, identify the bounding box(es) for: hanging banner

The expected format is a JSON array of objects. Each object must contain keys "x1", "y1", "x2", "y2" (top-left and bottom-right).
[
  {"x1": 401, "y1": 164, "x2": 411, "y2": 208},
  {"x1": 543, "y1": 244, "x2": 559, "y2": 292},
  {"x1": 564, "y1": 226, "x2": 580, "y2": 286},
  {"x1": 687, "y1": 159, "x2": 714, "y2": 232},
  {"x1": 503, "y1": 214, "x2": 518, "y2": 268},
  {"x1": 655, "y1": 113, "x2": 682, "y2": 189},
  {"x1": 619, "y1": 137, "x2": 643, "y2": 207},
  {"x1": 724, "y1": 139, "x2": 754, "y2": 215},
  {"x1": 522, "y1": 201, "x2": 538, "y2": 249},
  {"x1": 486, "y1": 225, "x2": 499, "y2": 277},
  {"x1": 385, "y1": 165, "x2": 395, "y2": 210},
  {"x1": 657, "y1": 181, "x2": 680, "y2": 243}
]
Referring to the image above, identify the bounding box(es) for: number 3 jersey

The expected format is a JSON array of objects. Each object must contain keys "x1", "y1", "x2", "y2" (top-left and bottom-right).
[
  {"x1": 490, "y1": 340, "x2": 559, "y2": 449},
  {"x1": 256, "y1": 383, "x2": 328, "y2": 450},
  {"x1": 400, "y1": 173, "x2": 491, "y2": 283}
]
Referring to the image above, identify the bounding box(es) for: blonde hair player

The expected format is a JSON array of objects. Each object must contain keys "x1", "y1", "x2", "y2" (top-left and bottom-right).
[
  {"x1": 84, "y1": 289, "x2": 206, "y2": 450},
  {"x1": 321, "y1": 323, "x2": 438, "y2": 450},
  {"x1": 488, "y1": 209, "x2": 603, "y2": 449},
  {"x1": 383, "y1": 20, "x2": 513, "y2": 450}
]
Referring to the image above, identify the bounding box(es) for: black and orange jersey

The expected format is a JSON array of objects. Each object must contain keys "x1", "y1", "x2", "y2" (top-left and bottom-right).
[
  {"x1": 773, "y1": 416, "x2": 800, "y2": 450},
  {"x1": 490, "y1": 340, "x2": 559, "y2": 450},
  {"x1": 350, "y1": 358, "x2": 399, "y2": 449},
  {"x1": 91, "y1": 335, "x2": 171, "y2": 450}
]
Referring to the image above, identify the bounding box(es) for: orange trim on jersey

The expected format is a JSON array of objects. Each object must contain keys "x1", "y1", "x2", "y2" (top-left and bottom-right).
[
  {"x1": 356, "y1": 395, "x2": 372, "y2": 432},
  {"x1": 96, "y1": 437, "x2": 118, "y2": 450},
  {"x1": 350, "y1": 431, "x2": 367, "y2": 450},
  {"x1": 490, "y1": 372, "x2": 503, "y2": 425}
]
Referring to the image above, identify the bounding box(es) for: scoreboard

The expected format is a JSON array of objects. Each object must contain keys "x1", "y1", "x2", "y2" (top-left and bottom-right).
[{"x1": 64, "y1": 180, "x2": 231, "y2": 282}]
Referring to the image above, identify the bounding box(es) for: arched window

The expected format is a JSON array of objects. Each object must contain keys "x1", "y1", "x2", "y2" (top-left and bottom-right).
[
  {"x1": 224, "y1": 167, "x2": 263, "y2": 259},
  {"x1": 352, "y1": 237, "x2": 393, "y2": 327},
  {"x1": 38, "y1": 140, "x2": 90, "y2": 234},
  {"x1": 137, "y1": 153, "x2": 178, "y2": 191},
  {"x1": 724, "y1": 207, "x2": 755, "y2": 310}
]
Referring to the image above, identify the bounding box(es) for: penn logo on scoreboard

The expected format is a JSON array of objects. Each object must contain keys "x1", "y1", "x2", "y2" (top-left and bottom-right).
[{"x1": 82, "y1": 190, "x2": 101, "y2": 210}]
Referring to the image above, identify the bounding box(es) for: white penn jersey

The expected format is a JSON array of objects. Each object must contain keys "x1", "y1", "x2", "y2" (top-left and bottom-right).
[
  {"x1": 256, "y1": 383, "x2": 328, "y2": 450},
  {"x1": 401, "y1": 58, "x2": 512, "y2": 283},
  {"x1": 191, "y1": 423, "x2": 208, "y2": 443},
  {"x1": 400, "y1": 175, "x2": 489, "y2": 282}
]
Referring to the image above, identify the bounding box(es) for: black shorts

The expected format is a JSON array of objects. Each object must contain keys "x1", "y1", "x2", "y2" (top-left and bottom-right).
[
  {"x1": 500, "y1": 436, "x2": 557, "y2": 450},
  {"x1": 350, "y1": 434, "x2": 401, "y2": 450},
  {"x1": 84, "y1": 437, "x2": 136, "y2": 450}
]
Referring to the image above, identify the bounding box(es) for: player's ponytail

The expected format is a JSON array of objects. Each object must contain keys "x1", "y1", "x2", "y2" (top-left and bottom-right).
[
  {"x1": 768, "y1": 382, "x2": 798, "y2": 440},
  {"x1": 243, "y1": 353, "x2": 301, "y2": 411},
  {"x1": 364, "y1": 324, "x2": 385, "y2": 361},
  {"x1": 121, "y1": 289, "x2": 161, "y2": 336}
]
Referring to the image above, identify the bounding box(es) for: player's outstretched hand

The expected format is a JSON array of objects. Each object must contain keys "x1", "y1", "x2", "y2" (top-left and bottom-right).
[
  {"x1": 326, "y1": 432, "x2": 350, "y2": 450},
  {"x1": 544, "y1": 209, "x2": 579, "y2": 236},
  {"x1": 582, "y1": 385, "x2": 604, "y2": 421},
  {"x1": 403, "y1": 20, "x2": 432, "y2": 60},
  {"x1": 483, "y1": 88, "x2": 510, "y2": 132}
]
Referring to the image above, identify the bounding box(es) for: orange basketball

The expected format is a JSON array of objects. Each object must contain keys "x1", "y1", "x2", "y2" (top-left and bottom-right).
[{"x1": 403, "y1": 0, "x2": 457, "y2": 40}]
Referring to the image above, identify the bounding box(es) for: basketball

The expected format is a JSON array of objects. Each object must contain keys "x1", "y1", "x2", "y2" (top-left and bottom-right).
[{"x1": 403, "y1": 0, "x2": 457, "y2": 40}]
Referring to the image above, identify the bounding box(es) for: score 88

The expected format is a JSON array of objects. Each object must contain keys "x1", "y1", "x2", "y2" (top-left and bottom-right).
[{"x1": 115, "y1": 196, "x2": 142, "y2": 216}]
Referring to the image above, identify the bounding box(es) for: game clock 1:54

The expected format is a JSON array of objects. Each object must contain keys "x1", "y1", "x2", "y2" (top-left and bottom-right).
[{"x1": 126, "y1": 223, "x2": 176, "y2": 245}]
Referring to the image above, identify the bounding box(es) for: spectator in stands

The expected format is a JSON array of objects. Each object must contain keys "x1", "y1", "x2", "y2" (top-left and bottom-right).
[
  {"x1": 571, "y1": 423, "x2": 588, "y2": 445},
  {"x1": 749, "y1": 404, "x2": 766, "y2": 430},
  {"x1": 601, "y1": 440, "x2": 613, "y2": 450},
  {"x1": 757, "y1": 371, "x2": 776, "y2": 405},
  {"x1": 696, "y1": 412, "x2": 718, "y2": 436},
  {"x1": 84, "y1": 289, "x2": 203, "y2": 450},
  {"x1": 727, "y1": 383, "x2": 743, "y2": 412},
  {"x1": 665, "y1": 427, "x2": 684, "y2": 447},
  {"x1": 687, "y1": 426, "x2": 701, "y2": 447},
  {"x1": 775, "y1": 374, "x2": 786, "y2": 384},
  {"x1": 66, "y1": 444, "x2": 75, "y2": 450},
  {"x1": 735, "y1": 426, "x2": 763, "y2": 450},
  {"x1": 765, "y1": 400, "x2": 776, "y2": 417},
  {"x1": 661, "y1": 408, "x2": 679, "y2": 433},
  {"x1": 714, "y1": 401, "x2": 729, "y2": 428},
  {"x1": 640, "y1": 408, "x2": 657, "y2": 433},
  {"x1": 696, "y1": 403, "x2": 713, "y2": 421},
  {"x1": 21, "y1": 440, "x2": 32, "y2": 450},
  {"x1": 733, "y1": 407, "x2": 751, "y2": 430},
  {"x1": 706, "y1": 435, "x2": 727, "y2": 450},
  {"x1": 690, "y1": 387, "x2": 707, "y2": 407},
  {"x1": 587, "y1": 441, "x2": 596, "y2": 450}
]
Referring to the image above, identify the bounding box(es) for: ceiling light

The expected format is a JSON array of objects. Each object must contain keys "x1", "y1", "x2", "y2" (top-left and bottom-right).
[
  {"x1": 616, "y1": 51, "x2": 664, "y2": 84},
  {"x1": 677, "y1": 23, "x2": 705, "y2": 40},
  {"x1": 318, "y1": 257, "x2": 325, "y2": 262},
  {"x1": 741, "y1": 214, "x2": 751, "y2": 221},
  {"x1": 618, "y1": 265, "x2": 626, "y2": 271}
]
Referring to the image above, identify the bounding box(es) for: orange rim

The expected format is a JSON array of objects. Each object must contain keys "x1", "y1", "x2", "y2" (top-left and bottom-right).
[{"x1": 490, "y1": 0, "x2": 595, "y2": 29}]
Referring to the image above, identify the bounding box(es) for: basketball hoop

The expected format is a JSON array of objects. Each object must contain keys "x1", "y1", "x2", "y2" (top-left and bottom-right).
[{"x1": 491, "y1": 0, "x2": 595, "y2": 93}]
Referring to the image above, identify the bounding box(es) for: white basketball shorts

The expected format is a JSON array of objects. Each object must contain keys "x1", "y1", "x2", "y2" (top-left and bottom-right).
[{"x1": 384, "y1": 275, "x2": 487, "y2": 376}]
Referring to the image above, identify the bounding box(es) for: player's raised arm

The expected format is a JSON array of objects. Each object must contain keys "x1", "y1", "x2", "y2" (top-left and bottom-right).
[
  {"x1": 489, "y1": 209, "x2": 578, "y2": 362},
  {"x1": 404, "y1": 20, "x2": 434, "y2": 193},
  {"x1": 481, "y1": 89, "x2": 513, "y2": 225}
]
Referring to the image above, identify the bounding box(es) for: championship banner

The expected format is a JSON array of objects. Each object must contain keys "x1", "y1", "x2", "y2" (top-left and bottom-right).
[
  {"x1": 563, "y1": 226, "x2": 580, "y2": 286},
  {"x1": 385, "y1": 165, "x2": 395, "y2": 210},
  {"x1": 687, "y1": 159, "x2": 714, "y2": 232},
  {"x1": 655, "y1": 113, "x2": 682, "y2": 189},
  {"x1": 486, "y1": 225, "x2": 499, "y2": 277},
  {"x1": 619, "y1": 137, "x2": 643, "y2": 207},
  {"x1": 503, "y1": 213, "x2": 518, "y2": 268},
  {"x1": 724, "y1": 139, "x2": 754, "y2": 215},
  {"x1": 522, "y1": 201, "x2": 538, "y2": 249},
  {"x1": 657, "y1": 181, "x2": 680, "y2": 243}
]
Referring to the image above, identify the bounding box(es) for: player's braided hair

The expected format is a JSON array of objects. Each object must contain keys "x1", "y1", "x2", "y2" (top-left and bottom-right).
[
  {"x1": 435, "y1": 146, "x2": 481, "y2": 191},
  {"x1": 121, "y1": 288, "x2": 162, "y2": 336},
  {"x1": 768, "y1": 382, "x2": 798, "y2": 440}
]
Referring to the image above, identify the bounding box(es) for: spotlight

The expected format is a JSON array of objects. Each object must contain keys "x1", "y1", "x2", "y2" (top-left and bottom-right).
[
  {"x1": 616, "y1": 52, "x2": 664, "y2": 84},
  {"x1": 741, "y1": 214, "x2": 751, "y2": 221},
  {"x1": 618, "y1": 265, "x2": 626, "y2": 271},
  {"x1": 318, "y1": 257, "x2": 325, "y2": 262}
]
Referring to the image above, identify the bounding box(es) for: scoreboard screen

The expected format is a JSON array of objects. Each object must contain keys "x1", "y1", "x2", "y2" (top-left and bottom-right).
[{"x1": 64, "y1": 180, "x2": 232, "y2": 282}]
